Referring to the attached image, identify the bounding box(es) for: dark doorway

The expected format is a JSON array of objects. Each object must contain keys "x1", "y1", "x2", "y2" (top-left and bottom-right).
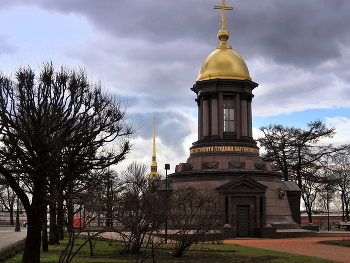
[{"x1": 237, "y1": 205, "x2": 249, "y2": 237}]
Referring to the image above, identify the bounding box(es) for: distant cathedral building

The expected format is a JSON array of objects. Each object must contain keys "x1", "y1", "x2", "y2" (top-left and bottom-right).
[
  {"x1": 168, "y1": 1, "x2": 303, "y2": 238},
  {"x1": 149, "y1": 115, "x2": 160, "y2": 185}
]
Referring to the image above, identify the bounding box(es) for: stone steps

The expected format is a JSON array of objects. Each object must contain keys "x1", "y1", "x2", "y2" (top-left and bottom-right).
[
  {"x1": 275, "y1": 229, "x2": 316, "y2": 238},
  {"x1": 313, "y1": 231, "x2": 350, "y2": 237}
]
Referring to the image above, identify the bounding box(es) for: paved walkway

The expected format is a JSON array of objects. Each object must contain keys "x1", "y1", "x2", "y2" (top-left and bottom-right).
[
  {"x1": 0, "y1": 226, "x2": 27, "y2": 250},
  {"x1": 225, "y1": 236, "x2": 350, "y2": 263}
]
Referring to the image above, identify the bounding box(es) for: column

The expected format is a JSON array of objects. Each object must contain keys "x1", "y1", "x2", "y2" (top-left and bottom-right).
[
  {"x1": 211, "y1": 92, "x2": 219, "y2": 137},
  {"x1": 196, "y1": 97, "x2": 203, "y2": 140},
  {"x1": 241, "y1": 96, "x2": 248, "y2": 137},
  {"x1": 202, "y1": 94, "x2": 210, "y2": 138},
  {"x1": 247, "y1": 98, "x2": 253, "y2": 138},
  {"x1": 235, "y1": 94, "x2": 241, "y2": 138}
]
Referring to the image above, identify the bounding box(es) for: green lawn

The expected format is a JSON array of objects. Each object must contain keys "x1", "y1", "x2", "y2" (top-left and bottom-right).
[{"x1": 6, "y1": 237, "x2": 340, "y2": 263}]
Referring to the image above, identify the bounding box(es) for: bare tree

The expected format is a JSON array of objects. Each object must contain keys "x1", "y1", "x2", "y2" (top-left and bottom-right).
[
  {"x1": 300, "y1": 166, "x2": 328, "y2": 222},
  {"x1": 0, "y1": 178, "x2": 16, "y2": 225},
  {"x1": 170, "y1": 188, "x2": 221, "y2": 258},
  {"x1": 82, "y1": 169, "x2": 120, "y2": 228},
  {"x1": 258, "y1": 120, "x2": 336, "y2": 182},
  {"x1": 329, "y1": 145, "x2": 350, "y2": 221},
  {"x1": 115, "y1": 162, "x2": 150, "y2": 255},
  {"x1": 258, "y1": 120, "x2": 339, "y2": 223},
  {"x1": 0, "y1": 62, "x2": 134, "y2": 262},
  {"x1": 111, "y1": 162, "x2": 172, "y2": 263}
]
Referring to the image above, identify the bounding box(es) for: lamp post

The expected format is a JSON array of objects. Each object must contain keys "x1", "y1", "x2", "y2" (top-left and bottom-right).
[
  {"x1": 327, "y1": 184, "x2": 330, "y2": 231},
  {"x1": 164, "y1": 164, "x2": 170, "y2": 244},
  {"x1": 15, "y1": 188, "x2": 21, "y2": 232},
  {"x1": 14, "y1": 174, "x2": 21, "y2": 232}
]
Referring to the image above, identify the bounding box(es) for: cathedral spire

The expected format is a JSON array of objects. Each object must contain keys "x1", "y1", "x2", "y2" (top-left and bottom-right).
[{"x1": 149, "y1": 114, "x2": 159, "y2": 184}]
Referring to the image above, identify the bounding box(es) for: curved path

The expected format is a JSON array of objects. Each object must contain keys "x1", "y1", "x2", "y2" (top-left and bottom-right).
[
  {"x1": 225, "y1": 237, "x2": 349, "y2": 263},
  {"x1": 0, "y1": 226, "x2": 26, "y2": 249}
]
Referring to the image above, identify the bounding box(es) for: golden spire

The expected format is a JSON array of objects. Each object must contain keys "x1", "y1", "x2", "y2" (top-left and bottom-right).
[
  {"x1": 149, "y1": 114, "x2": 159, "y2": 183},
  {"x1": 152, "y1": 114, "x2": 156, "y2": 159}
]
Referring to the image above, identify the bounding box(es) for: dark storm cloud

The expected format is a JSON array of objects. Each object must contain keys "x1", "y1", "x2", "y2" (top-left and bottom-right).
[
  {"x1": 33, "y1": 0, "x2": 217, "y2": 43},
  {"x1": 232, "y1": 0, "x2": 350, "y2": 68},
  {"x1": 1, "y1": 0, "x2": 350, "y2": 117},
  {"x1": 1, "y1": 0, "x2": 350, "y2": 169},
  {"x1": 3, "y1": 0, "x2": 350, "y2": 68},
  {"x1": 60, "y1": 33, "x2": 199, "y2": 110}
]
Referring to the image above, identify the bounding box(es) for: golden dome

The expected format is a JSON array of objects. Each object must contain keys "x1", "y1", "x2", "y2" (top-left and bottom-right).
[{"x1": 197, "y1": 29, "x2": 251, "y2": 81}]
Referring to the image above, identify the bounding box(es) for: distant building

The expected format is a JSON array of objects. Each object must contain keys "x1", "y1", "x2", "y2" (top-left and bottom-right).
[{"x1": 301, "y1": 210, "x2": 346, "y2": 227}]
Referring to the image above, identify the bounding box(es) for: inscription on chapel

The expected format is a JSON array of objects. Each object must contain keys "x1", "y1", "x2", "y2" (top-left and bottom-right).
[{"x1": 190, "y1": 146, "x2": 259, "y2": 155}]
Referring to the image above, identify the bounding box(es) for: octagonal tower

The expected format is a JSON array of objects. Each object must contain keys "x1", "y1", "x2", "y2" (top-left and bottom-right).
[{"x1": 168, "y1": 1, "x2": 302, "y2": 238}]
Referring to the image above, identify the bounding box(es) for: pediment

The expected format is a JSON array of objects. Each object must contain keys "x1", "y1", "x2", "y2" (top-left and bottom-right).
[
  {"x1": 233, "y1": 183, "x2": 255, "y2": 191},
  {"x1": 217, "y1": 176, "x2": 268, "y2": 192}
]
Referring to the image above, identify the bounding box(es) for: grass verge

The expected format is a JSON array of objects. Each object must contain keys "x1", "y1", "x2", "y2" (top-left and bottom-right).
[{"x1": 6, "y1": 237, "x2": 339, "y2": 263}]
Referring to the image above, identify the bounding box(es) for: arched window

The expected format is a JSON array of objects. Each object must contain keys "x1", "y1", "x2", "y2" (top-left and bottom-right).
[{"x1": 223, "y1": 97, "x2": 234, "y2": 132}]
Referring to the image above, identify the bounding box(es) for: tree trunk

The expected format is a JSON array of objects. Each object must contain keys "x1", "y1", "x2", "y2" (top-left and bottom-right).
[
  {"x1": 42, "y1": 217, "x2": 48, "y2": 252},
  {"x1": 173, "y1": 241, "x2": 192, "y2": 258},
  {"x1": 57, "y1": 189, "x2": 65, "y2": 240},
  {"x1": 22, "y1": 206, "x2": 46, "y2": 262},
  {"x1": 67, "y1": 182, "x2": 74, "y2": 230},
  {"x1": 305, "y1": 202, "x2": 313, "y2": 223},
  {"x1": 21, "y1": 175, "x2": 47, "y2": 263},
  {"x1": 49, "y1": 202, "x2": 60, "y2": 244},
  {"x1": 342, "y1": 193, "x2": 345, "y2": 222},
  {"x1": 9, "y1": 209, "x2": 14, "y2": 225}
]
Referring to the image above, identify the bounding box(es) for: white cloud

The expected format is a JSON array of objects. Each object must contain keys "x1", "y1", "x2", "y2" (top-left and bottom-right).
[{"x1": 324, "y1": 116, "x2": 350, "y2": 145}]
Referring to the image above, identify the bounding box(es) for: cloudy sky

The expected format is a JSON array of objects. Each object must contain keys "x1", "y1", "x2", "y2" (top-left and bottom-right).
[{"x1": 1, "y1": 0, "x2": 350, "y2": 175}]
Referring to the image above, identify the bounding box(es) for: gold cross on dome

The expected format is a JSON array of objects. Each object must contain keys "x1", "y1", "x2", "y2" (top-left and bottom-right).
[{"x1": 214, "y1": 0, "x2": 233, "y2": 30}]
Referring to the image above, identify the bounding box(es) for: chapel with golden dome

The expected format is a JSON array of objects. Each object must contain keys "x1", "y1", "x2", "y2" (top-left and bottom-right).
[{"x1": 168, "y1": 0, "x2": 304, "y2": 238}]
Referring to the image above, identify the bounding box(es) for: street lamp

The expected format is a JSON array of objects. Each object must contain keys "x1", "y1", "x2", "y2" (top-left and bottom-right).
[
  {"x1": 164, "y1": 164, "x2": 170, "y2": 244},
  {"x1": 15, "y1": 192, "x2": 21, "y2": 232},
  {"x1": 15, "y1": 176, "x2": 21, "y2": 232},
  {"x1": 326, "y1": 184, "x2": 330, "y2": 231}
]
